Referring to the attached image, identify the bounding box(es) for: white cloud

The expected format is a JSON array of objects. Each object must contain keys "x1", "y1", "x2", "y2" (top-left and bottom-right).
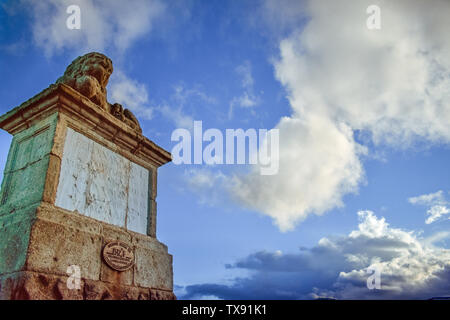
[
  {"x1": 110, "y1": 82, "x2": 215, "y2": 132},
  {"x1": 236, "y1": 61, "x2": 254, "y2": 89},
  {"x1": 159, "y1": 104, "x2": 194, "y2": 130},
  {"x1": 409, "y1": 191, "x2": 446, "y2": 206},
  {"x1": 183, "y1": 211, "x2": 450, "y2": 299},
  {"x1": 184, "y1": 168, "x2": 230, "y2": 206},
  {"x1": 7, "y1": 1, "x2": 170, "y2": 125},
  {"x1": 229, "y1": 0, "x2": 450, "y2": 231},
  {"x1": 409, "y1": 190, "x2": 450, "y2": 224},
  {"x1": 23, "y1": 0, "x2": 165, "y2": 55},
  {"x1": 332, "y1": 212, "x2": 450, "y2": 299},
  {"x1": 158, "y1": 85, "x2": 215, "y2": 129},
  {"x1": 229, "y1": 61, "x2": 260, "y2": 119},
  {"x1": 424, "y1": 231, "x2": 450, "y2": 246},
  {"x1": 426, "y1": 206, "x2": 450, "y2": 225},
  {"x1": 173, "y1": 85, "x2": 217, "y2": 107},
  {"x1": 273, "y1": 0, "x2": 450, "y2": 144},
  {"x1": 231, "y1": 115, "x2": 366, "y2": 232},
  {"x1": 108, "y1": 71, "x2": 153, "y2": 120},
  {"x1": 259, "y1": 0, "x2": 307, "y2": 36}
]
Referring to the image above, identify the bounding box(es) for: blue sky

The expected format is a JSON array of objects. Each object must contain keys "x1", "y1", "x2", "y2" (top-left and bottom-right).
[{"x1": 1, "y1": 0, "x2": 450, "y2": 299}]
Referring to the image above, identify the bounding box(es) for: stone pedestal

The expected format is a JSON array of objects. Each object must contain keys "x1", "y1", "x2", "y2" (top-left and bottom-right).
[{"x1": 0, "y1": 54, "x2": 175, "y2": 300}]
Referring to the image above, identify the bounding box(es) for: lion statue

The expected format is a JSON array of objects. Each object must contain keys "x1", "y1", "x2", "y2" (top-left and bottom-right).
[{"x1": 57, "y1": 52, "x2": 142, "y2": 132}]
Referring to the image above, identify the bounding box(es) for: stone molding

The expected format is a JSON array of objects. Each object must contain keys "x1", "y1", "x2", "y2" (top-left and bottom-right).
[{"x1": 0, "y1": 83, "x2": 171, "y2": 169}]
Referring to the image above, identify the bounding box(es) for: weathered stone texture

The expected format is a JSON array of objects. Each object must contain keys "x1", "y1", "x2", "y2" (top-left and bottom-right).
[
  {"x1": 134, "y1": 246, "x2": 173, "y2": 291},
  {"x1": 150, "y1": 288, "x2": 177, "y2": 300},
  {"x1": 0, "y1": 205, "x2": 38, "y2": 275},
  {"x1": 26, "y1": 218, "x2": 103, "y2": 281},
  {"x1": 0, "y1": 271, "x2": 175, "y2": 300},
  {"x1": 0, "y1": 52, "x2": 174, "y2": 300},
  {"x1": 127, "y1": 162, "x2": 150, "y2": 233},
  {"x1": 55, "y1": 128, "x2": 150, "y2": 235},
  {"x1": 0, "y1": 205, "x2": 174, "y2": 299},
  {"x1": 100, "y1": 261, "x2": 133, "y2": 287},
  {"x1": 0, "y1": 114, "x2": 57, "y2": 212},
  {"x1": 56, "y1": 52, "x2": 141, "y2": 132}
]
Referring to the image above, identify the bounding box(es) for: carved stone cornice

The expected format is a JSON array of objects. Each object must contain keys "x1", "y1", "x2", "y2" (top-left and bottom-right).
[{"x1": 0, "y1": 83, "x2": 171, "y2": 168}]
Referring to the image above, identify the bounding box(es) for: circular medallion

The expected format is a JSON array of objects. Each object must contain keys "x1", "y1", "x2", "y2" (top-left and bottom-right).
[{"x1": 102, "y1": 241, "x2": 135, "y2": 272}]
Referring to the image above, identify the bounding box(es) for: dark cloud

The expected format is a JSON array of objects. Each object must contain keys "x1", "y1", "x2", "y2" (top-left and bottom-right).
[{"x1": 181, "y1": 211, "x2": 450, "y2": 300}]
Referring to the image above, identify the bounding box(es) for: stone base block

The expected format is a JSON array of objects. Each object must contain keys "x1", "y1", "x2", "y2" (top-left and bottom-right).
[
  {"x1": 0, "y1": 203, "x2": 175, "y2": 300},
  {"x1": 0, "y1": 271, "x2": 176, "y2": 300}
]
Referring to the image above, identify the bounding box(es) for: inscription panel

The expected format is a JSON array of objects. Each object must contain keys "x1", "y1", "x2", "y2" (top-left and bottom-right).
[{"x1": 55, "y1": 128, "x2": 149, "y2": 234}]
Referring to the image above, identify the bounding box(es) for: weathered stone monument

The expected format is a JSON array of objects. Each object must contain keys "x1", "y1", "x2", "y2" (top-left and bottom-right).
[{"x1": 0, "y1": 52, "x2": 175, "y2": 300}]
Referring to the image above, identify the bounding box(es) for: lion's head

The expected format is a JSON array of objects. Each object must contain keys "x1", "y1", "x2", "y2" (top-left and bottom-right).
[
  {"x1": 57, "y1": 52, "x2": 113, "y2": 110},
  {"x1": 57, "y1": 52, "x2": 141, "y2": 132}
]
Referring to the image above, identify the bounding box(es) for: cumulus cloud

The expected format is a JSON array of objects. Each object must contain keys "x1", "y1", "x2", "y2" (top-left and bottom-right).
[
  {"x1": 229, "y1": 0, "x2": 450, "y2": 231},
  {"x1": 409, "y1": 190, "x2": 450, "y2": 224},
  {"x1": 182, "y1": 211, "x2": 450, "y2": 299},
  {"x1": 21, "y1": 0, "x2": 165, "y2": 55},
  {"x1": 231, "y1": 115, "x2": 366, "y2": 232}
]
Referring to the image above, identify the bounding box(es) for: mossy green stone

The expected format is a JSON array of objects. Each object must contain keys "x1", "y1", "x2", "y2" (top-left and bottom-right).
[
  {"x1": 0, "y1": 113, "x2": 57, "y2": 275},
  {"x1": 0, "y1": 205, "x2": 38, "y2": 274},
  {"x1": 0, "y1": 113, "x2": 57, "y2": 213}
]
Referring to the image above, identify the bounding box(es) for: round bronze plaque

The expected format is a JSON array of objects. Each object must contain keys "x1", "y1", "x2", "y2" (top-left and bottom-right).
[{"x1": 102, "y1": 241, "x2": 135, "y2": 272}]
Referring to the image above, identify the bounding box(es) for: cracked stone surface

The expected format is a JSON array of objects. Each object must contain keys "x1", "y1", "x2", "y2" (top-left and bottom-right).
[{"x1": 55, "y1": 128, "x2": 149, "y2": 234}]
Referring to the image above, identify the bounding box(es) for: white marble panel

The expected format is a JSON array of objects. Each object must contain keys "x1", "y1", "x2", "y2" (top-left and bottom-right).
[
  {"x1": 55, "y1": 128, "x2": 149, "y2": 234},
  {"x1": 126, "y1": 162, "x2": 149, "y2": 234}
]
